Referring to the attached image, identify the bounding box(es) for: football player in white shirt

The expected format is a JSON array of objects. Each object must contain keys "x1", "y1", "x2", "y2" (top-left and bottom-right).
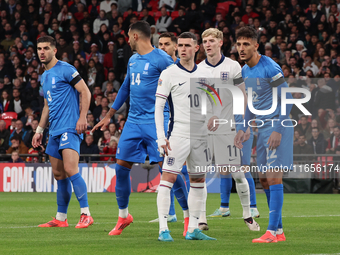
[
  {"x1": 198, "y1": 28, "x2": 260, "y2": 231},
  {"x1": 155, "y1": 32, "x2": 218, "y2": 241},
  {"x1": 149, "y1": 32, "x2": 190, "y2": 231}
]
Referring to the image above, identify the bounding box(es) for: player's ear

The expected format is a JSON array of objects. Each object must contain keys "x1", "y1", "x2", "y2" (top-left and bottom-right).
[
  {"x1": 194, "y1": 43, "x2": 199, "y2": 52},
  {"x1": 254, "y1": 42, "x2": 259, "y2": 52},
  {"x1": 219, "y1": 38, "x2": 223, "y2": 47}
]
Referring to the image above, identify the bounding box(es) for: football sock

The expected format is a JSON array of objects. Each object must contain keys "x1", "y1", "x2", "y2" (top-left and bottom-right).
[
  {"x1": 183, "y1": 209, "x2": 189, "y2": 218},
  {"x1": 268, "y1": 184, "x2": 283, "y2": 232},
  {"x1": 220, "y1": 175, "x2": 232, "y2": 208},
  {"x1": 173, "y1": 174, "x2": 189, "y2": 211},
  {"x1": 119, "y1": 208, "x2": 129, "y2": 218},
  {"x1": 69, "y1": 173, "x2": 89, "y2": 210},
  {"x1": 157, "y1": 180, "x2": 173, "y2": 233},
  {"x1": 199, "y1": 182, "x2": 207, "y2": 223},
  {"x1": 56, "y1": 212, "x2": 67, "y2": 221},
  {"x1": 181, "y1": 165, "x2": 190, "y2": 192},
  {"x1": 115, "y1": 164, "x2": 131, "y2": 215},
  {"x1": 276, "y1": 228, "x2": 283, "y2": 235},
  {"x1": 188, "y1": 182, "x2": 204, "y2": 233},
  {"x1": 232, "y1": 171, "x2": 251, "y2": 219},
  {"x1": 158, "y1": 165, "x2": 176, "y2": 215},
  {"x1": 245, "y1": 171, "x2": 257, "y2": 208},
  {"x1": 56, "y1": 178, "x2": 72, "y2": 216}
]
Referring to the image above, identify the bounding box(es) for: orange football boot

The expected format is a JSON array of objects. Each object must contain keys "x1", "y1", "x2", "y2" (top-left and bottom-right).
[{"x1": 109, "y1": 214, "x2": 133, "y2": 235}]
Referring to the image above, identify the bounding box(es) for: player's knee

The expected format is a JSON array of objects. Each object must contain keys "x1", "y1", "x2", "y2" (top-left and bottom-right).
[
  {"x1": 189, "y1": 175, "x2": 205, "y2": 183},
  {"x1": 161, "y1": 171, "x2": 177, "y2": 184},
  {"x1": 259, "y1": 178, "x2": 269, "y2": 189},
  {"x1": 232, "y1": 171, "x2": 246, "y2": 183},
  {"x1": 267, "y1": 178, "x2": 282, "y2": 186},
  {"x1": 52, "y1": 169, "x2": 67, "y2": 180}
]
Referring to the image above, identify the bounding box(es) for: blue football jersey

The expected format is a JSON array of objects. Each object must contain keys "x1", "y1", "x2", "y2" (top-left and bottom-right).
[
  {"x1": 112, "y1": 48, "x2": 173, "y2": 124},
  {"x1": 41, "y1": 61, "x2": 82, "y2": 136},
  {"x1": 242, "y1": 55, "x2": 287, "y2": 122}
]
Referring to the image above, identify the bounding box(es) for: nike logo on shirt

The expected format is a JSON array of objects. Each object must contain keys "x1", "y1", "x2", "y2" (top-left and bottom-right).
[
  {"x1": 179, "y1": 82, "x2": 186, "y2": 86},
  {"x1": 60, "y1": 142, "x2": 70, "y2": 146}
]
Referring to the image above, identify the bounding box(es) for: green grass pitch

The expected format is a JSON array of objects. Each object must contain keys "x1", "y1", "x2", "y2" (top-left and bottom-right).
[{"x1": 1, "y1": 192, "x2": 339, "y2": 255}]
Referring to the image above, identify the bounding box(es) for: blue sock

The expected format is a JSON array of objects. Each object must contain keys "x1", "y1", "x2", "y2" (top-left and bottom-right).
[
  {"x1": 220, "y1": 175, "x2": 232, "y2": 208},
  {"x1": 181, "y1": 165, "x2": 190, "y2": 192},
  {"x1": 264, "y1": 188, "x2": 270, "y2": 208},
  {"x1": 278, "y1": 213, "x2": 283, "y2": 229},
  {"x1": 56, "y1": 178, "x2": 72, "y2": 213},
  {"x1": 69, "y1": 173, "x2": 89, "y2": 208},
  {"x1": 267, "y1": 184, "x2": 284, "y2": 231},
  {"x1": 173, "y1": 174, "x2": 189, "y2": 211},
  {"x1": 115, "y1": 164, "x2": 131, "y2": 209},
  {"x1": 245, "y1": 172, "x2": 257, "y2": 208},
  {"x1": 169, "y1": 189, "x2": 176, "y2": 215}
]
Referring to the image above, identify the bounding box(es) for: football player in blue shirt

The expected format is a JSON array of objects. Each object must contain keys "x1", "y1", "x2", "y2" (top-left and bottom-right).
[
  {"x1": 32, "y1": 36, "x2": 93, "y2": 228},
  {"x1": 234, "y1": 26, "x2": 293, "y2": 243},
  {"x1": 92, "y1": 21, "x2": 174, "y2": 236}
]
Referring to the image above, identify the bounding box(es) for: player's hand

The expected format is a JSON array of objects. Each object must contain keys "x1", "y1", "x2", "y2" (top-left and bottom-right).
[
  {"x1": 91, "y1": 116, "x2": 111, "y2": 132},
  {"x1": 76, "y1": 117, "x2": 87, "y2": 134},
  {"x1": 207, "y1": 116, "x2": 219, "y2": 132},
  {"x1": 157, "y1": 138, "x2": 171, "y2": 156},
  {"x1": 32, "y1": 133, "x2": 43, "y2": 148},
  {"x1": 234, "y1": 130, "x2": 245, "y2": 149},
  {"x1": 267, "y1": 131, "x2": 282, "y2": 150}
]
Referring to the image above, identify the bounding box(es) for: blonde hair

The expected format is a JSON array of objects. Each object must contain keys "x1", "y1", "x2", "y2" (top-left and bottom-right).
[{"x1": 202, "y1": 28, "x2": 223, "y2": 40}]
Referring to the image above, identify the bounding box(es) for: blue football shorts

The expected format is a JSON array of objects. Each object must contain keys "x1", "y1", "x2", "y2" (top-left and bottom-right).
[
  {"x1": 116, "y1": 121, "x2": 167, "y2": 164},
  {"x1": 46, "y1": 131, "x2": 82, "y2": 160},
  {"x1": 256, "y1": 122, "x2": 293, "y2": 172},
  {"x1": 241, "y1": 129, "x2": 254, "y2": 166}
]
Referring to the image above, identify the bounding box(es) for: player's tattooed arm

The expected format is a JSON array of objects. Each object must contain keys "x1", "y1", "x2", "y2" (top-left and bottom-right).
[{"x1": 75, "y1": 79, "x2": 91, "y2": 134}]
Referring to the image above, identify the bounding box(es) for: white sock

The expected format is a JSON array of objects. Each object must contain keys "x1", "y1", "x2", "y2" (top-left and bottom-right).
[
  {"x1": 81, "y1": 207, "x2": 90, "y2": 216},
  {"x1": 157, "y1": 180, "x2": 173, "y2": 233},
  {"x1": 56, "y1": 212, "x2": 67, "y2": 221},
  {"x1": 199, "y1": 182, "x2": 207, "y2": 223},
  {"x1": 268, "y1": 230, "x2": 276, "y2": 236},
  {"x1": 183, "y1": 209, "x2": 189, "y2": 218},
  {"x1": 219, "y1": 207, "x2": 229, "y2": 212},
  {"x1": 276, "y1": 228, "x2": 283, "y2": 235},
  {"x1": 232, "y1": 171, "x2": 251, "y2": 219},
  {"x1": 188, "y1": 182, "x2": 204, "y2": 233},
  {"x1": 119, "y1": 208, "x2": 128, "y2": 218}
]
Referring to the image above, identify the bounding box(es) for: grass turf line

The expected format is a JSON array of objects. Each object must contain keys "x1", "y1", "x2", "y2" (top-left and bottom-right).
[{"x1": 0, "y1": 193, "x2": 339, "y2": 255}]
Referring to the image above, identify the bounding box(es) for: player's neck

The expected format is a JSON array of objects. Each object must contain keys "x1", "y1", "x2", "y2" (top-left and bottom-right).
[
  {"x1": 44, "y1": 57, "x2": 58, "y2": 70},
  {"x1": 179, "y1": 59, "x2": 195, "y2": 71},
  {"x1": 246, "y1": 53, "x2": 261, "y2": 68},
  {"x1": 207, "y1": 52, "x2": 222, "y2": 66},
  {"x1": 136, "y1": 41, "x2": 154, "y2": 55}
]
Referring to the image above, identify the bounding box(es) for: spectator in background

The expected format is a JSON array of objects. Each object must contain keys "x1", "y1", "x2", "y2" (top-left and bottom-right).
[
  {"x1": 294, "y1": 134, "x2": 314, "y2": 161},
  {"x1": 169, "y1": 8, "x2": 187, "y2": 35},
  {"x1": 0, "y1": 120, "x2": 10, "y2": 154},
  {"x1": 242, "y1": 5, "x2": 259, "y2": 25},
  {"x1": 9, "y1": 119, "x2": 26, "y2": 145},
  {"x1": 141, "y1": 8, "x2": 155, "y2": 26},
  {"x1": 93, "y1": 10, "x2": 109, "y2": 34},
  {"x1": 102, "y1": 71, "x2": 120, "y2": 92},
  {"x1": 117, "y1": 0, "x2": 132, "y2": 14},
  {"x1": 1, "y1": 90, "x2": 13, "y2": 112},
  {"x1": 156, "y1": 7, "x2": 172, "y2": 33},
  {"x1": 295, "y1": 115, "x2": 311, "y2": 136},
  {"x1": 80, "y1": 134, "x2": 100, "y2": 162},
  {"x1": 314, "y1": 78, "x2": 336, "y2": 113},
  {"x1": 93, "y1": 96, "x2": 109, "y2": 120},
  {"x1": 309, "y1": 127, "x2": 328, "y2": 154},
  {"x1": 108, "y1": 122, "x2": 120, "y2": 140},
  {"x1": 159, "y1": 0, "x2": 176, "y2": 11},
  {"x1": 98, "y1": 129, "x2": 117, "y2": 153},
  {"x1": 102, "y1": 139, "x2": 117, "y2": 162},
  {"x1": 326, "y1": 125, "x2": 340, "y2": 153},
  {"x1": 6, "y1": 135, "x2": 28, "y2": 161},
  {"x1": 87, "y1": 58, "x2": 97, "y2": 87},
  {"x1": 100, "y1": 0, "x2": 117, "y2": 13},
  {"x1": 103, "y1": 41, "x2": 114, "y2": 71},
  {"x1": 8, "y1": 151, "x2": 24, "y2": 163},
  {"x1": 73, "y1": 59, "x2": 88, "y2": 85},
  {"x1": 113, "y1": 34, "x2": 132, "y2": 81}
]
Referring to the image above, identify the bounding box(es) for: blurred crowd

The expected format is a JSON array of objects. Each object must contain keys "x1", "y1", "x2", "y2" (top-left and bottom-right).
[{"x1": 0, "y1": 0, "x2": 340, "y2": 162}]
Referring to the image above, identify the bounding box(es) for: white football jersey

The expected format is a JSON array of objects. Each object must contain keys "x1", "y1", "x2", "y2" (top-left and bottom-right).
[
  {"x1": 156, "y1": 62, "x2": 214, "y2": 139},
  {"x1": 198, "y1": 55, "x2": 244, "y2": 135}
]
